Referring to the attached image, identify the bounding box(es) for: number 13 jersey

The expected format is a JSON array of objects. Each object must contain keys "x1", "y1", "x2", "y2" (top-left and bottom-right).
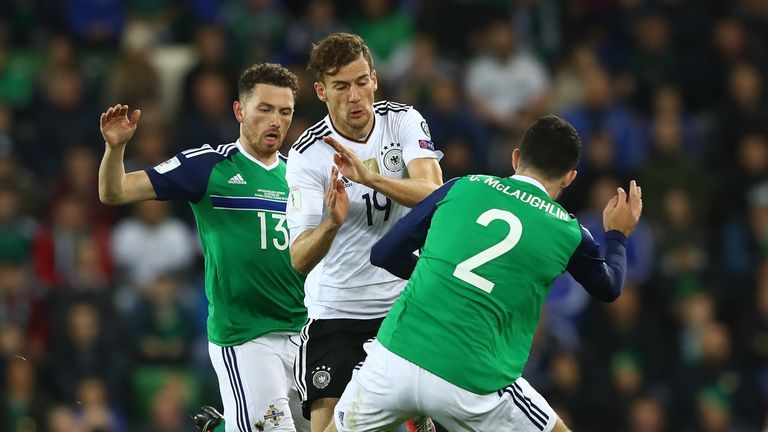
[{"x1": 286, "y1": 101, "x2": 439, "y2": 320}]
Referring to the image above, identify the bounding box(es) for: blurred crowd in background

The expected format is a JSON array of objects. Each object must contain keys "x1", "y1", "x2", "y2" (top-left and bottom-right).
[{"x1": 0, "y1": 0, "x2": 767, "y2": 431}]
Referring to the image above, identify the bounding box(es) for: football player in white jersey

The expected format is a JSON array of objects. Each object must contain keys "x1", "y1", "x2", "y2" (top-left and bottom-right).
[{"x1": 285, "y1": 33, "x2": 443, "y2": 432}]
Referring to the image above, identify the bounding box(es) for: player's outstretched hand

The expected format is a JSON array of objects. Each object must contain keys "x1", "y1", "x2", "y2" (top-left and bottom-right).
[
  {"x1": 324, "y1": 135, "x2": 372, "y2": 186},
  {"x1": 325, "y1": 166, "x2": 349, "y2": 228},
  {"x1": 603, "y1": 180, "x2": 643, "y2": 237},
  {"x1": 100, "y1": 104, "x2": 141, "y2": 148}
]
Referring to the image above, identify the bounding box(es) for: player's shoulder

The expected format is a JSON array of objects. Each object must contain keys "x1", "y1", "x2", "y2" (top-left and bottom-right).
[
  {"x1": 291, "y1": 117, "x2": 332, "y2": 155},
  {"x1": 153, "y1": 143, "x2": 237, "y2": 175},
  {"x1": 373, "y1": 100, "x2": 413, "y2": 117},
  {"x1": 179, "y1": 143, "x2": 239, "y2": 162}
]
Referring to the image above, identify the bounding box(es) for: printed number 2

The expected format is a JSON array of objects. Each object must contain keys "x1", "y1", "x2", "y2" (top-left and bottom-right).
[
  {"x1": 452, "y1": 209, "x2": 523, "y2": 293},
  {"x1": 362, "y1": 191, "x2": 391, "y2": 226},
  {"x1": 256, "y1": 212, "x2": 289, "y2": 250}
]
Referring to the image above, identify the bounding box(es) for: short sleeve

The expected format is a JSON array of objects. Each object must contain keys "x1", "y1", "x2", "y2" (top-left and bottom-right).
[
  {"x1": 145, "y1": 146, "x2": 221, "y2": 202},
  {"x1": 396, "y1": 108, "x2": 440, "y2": 165},
  {"x1": 286, "y1": 147, "x2": 327, "y2": 243}
]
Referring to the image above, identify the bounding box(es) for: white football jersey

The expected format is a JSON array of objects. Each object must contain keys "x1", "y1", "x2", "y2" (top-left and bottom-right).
[{"x1": 286, "y1": 100, "x2": 439, "y2": 319}]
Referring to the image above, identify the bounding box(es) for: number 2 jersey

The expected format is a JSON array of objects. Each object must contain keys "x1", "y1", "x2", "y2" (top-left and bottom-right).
[
  {"x1": 285, "y1": 101, "x2": 440, "y2": 320},
  {"x1": 145, "y1": 140, "x2": 306, "y2": 346},
  {"x1": 372, "y1": 175, "x2": 628, "y2": 394}
]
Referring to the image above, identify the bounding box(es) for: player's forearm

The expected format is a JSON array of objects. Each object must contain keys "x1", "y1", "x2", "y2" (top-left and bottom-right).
[
  {"x1": 363, "y1": 175, "x2": 440, "y2": 208},
  {"x1": 290, "y1": 220, "x2": 341, "y2": 275},
  {"x1": 99, "y1": 145, "x2": 156, "y2": 205},
  {"x1": 99, "y1": 144, "x2": 129, "y2": 204}
]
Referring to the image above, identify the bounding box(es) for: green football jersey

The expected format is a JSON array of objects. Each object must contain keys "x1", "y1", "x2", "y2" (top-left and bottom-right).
[
  {"x1": 146, "y1": 142, "x2": 306, "y2": 346},
  {"x1": 377, "y1": 175, "x2": 582, "y2": 393}
]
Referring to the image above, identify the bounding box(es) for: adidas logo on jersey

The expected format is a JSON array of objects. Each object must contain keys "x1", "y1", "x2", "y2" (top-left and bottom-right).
[{"x1": 228, "y1": 174, "x2": 247, "y2": 185}]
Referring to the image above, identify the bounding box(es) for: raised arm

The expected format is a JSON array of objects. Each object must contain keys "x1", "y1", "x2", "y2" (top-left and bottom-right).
[
  {"x1": 324, "y1": 136, "x2": 442, "y2": 207},
  {"x1": 567, "y1": 180, "x2": 643, "y2": 302},
  {"x1": 98, "y1": 104, "x2": 156, "y2": 204},
  {"x1": 289, "y1": 167, "x2": 349, "y2": 275}
]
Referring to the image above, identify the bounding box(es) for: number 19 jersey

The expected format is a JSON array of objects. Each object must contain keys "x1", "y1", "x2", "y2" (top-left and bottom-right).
[
  {"x1": 286, "y1": 101, "x2": 439, "y2": 320},
  {"x1": 377, "y1": 175, "x2": 582, "y2": 393}
]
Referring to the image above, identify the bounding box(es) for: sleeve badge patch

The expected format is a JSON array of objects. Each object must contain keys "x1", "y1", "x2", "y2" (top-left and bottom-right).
[
  {"x1": 418, "y1": 139, "x2": 435, "y2": 151},
  {"x1": 153, "y1": 156, "x2": 181, "y2": 174}
]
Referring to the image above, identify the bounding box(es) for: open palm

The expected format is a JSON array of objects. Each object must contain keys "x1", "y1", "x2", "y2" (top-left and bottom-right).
[{"x1": 100, "y1": 104, "x2": 141, "y2": 148}]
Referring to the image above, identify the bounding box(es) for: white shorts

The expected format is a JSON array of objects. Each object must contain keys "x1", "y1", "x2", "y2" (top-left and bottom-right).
[
  {"x1": 334, "y1": 340, "x2": 557, "y2": 432},
  {"x1": 209, "y1": 334, "x2": 310, "y2": 432}
]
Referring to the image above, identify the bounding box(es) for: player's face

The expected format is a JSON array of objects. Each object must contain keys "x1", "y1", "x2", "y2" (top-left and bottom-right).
[
  {"x1": 317, "y1": 55, "x2": 378, "y2": 137},
  {"x1": 235, "y1": 83, "x2": 295, "y2": 159}
]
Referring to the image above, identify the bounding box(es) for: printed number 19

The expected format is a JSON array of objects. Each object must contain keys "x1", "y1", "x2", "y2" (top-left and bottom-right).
[
  {"x1": 362, "y1": 191, "x2": 391, "y2": 226},
  {"x1": 452, "y1": 209, "x2": 523, "y2": 293}
]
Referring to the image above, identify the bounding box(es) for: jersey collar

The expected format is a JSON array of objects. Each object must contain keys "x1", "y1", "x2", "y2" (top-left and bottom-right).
[
  {"x1": 511, "y1": 175, "x2": 547, "y2": 194},
  {"x1": 236, "y1": 140, "x2": 280, "y2": 170}
]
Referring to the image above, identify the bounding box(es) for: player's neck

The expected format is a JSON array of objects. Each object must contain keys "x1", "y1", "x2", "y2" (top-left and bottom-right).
[
  {"x1": 330, "y1": 115, "x2": 374, "y2": 141},
  {"x1": 513, "y1": 170, "x2": 559, "y2": 199},
  {"x1": 240, "y1": 140, "x2": 277, "y2": 166}
]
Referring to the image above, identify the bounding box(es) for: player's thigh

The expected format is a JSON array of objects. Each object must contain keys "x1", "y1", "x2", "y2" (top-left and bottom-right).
[
  {"x1": 294, "y1": 319, "x2": 382, "y2": 421},
  {"x1": 334, "y1": 341, "x2": 415, "y2": 432},
  {"x1": 422, "y1": 375, "x2": 558, "y2": 432},
  {"x1": 275, "y1": 333, "x2": 309, "y2": 432},
  {"x1": 209, "y1": 339, "x2": 296, "y2": 432}
]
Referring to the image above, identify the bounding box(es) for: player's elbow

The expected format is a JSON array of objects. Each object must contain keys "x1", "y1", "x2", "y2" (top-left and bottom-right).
[
  {"x1": 290, "y1": 250, "x2": 311, "y2": 276},
  {"x1": 369, "y1": 245, "x2": 386, "y2": 269},
  {"x1": 99, "y1": 189, "x2": 123, "y2": 205}
]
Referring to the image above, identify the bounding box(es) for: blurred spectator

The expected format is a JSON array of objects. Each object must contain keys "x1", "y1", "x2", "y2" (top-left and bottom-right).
[
  {"x1": 387, "y1": 34, "x2": 455, "y2": 106},
  {"x1": 512, "y1": 0, "x2": 563, "y2": 63},
  {"x1": 550, "y1": 44, "x2": 599, "y2": 113},
  {"x1": 65, "y1": 0, "x2": 124, "y2": 47},
  {"x1": 49, "y1": 146, "x2": 119, "y2": 226},
  {"x1": 562, "y1": 66, "x2": 648, "y2": 174},
  {"x1": 640, "y1": 112, "x2": 708, "y2": 222},
  {"x1": 132, "y1": 275, "x2": 194, "y2": 365},
  {"x1": 542, "y1": 350, "x2": 593, "y2": 430},
  {"x1": 50, "y1": 301, "x2": 125, "y2": 405},
  {"x1": 283, "y1": 0, "x2": 345, "y2": 66},
  {"x1": 138, "y1": 376, "x2": 191, "y2": 432},
  {"x1": 172, "y1": 68, "x2": 238, "y2": 152},
  {"x1": 628, "y1": 395, "x2": 666, "y2": 432},
  {"x1": 0, "y1": 43, "x2": 34, "y2": 109},
  {"x1": 111, "y1": 200, "x2": 195, "y2": 292},
  {"x1": 349, "y1": 0, "x2": 414, "y2": 70},
  {"x1": 103, "y1": 25, "x2": 162, "y2": 109},
  {"x1": 0, "y1": 356, "x2": 48, "y2": 431},
  {"x1": 181, "y1": 25, "x2": 237, "y2": 109},
  {"x1": 419, "y1": 74, "x2": 488, "y2": 178},
  {"x1": 627, "y1": 12, "x2": 679, "y2": 112},
  {"x1": 466, "y1": 18, "x2": 550, "y2": 136},
  {"x1": 0, "y1": 186, "x2": 36, "y2": 264},
  {"x1": 221, "y1": 0, "x2": 287, "y2": 67},
  {"x1": 70, "y1": 377, "x2": 127, "y2": 432},
  {"x1": 0, "y1": 260, "x2": 49, "y2": 360},
  {"x1": 23, "y1": 66, "x2": 101, "y2": 180},
  {"x1": 712, "y1": 63, "x2": 768, "y2": 167},
  {"x1": 32, "y1": 195, "x2": 113, "y2": 288}
]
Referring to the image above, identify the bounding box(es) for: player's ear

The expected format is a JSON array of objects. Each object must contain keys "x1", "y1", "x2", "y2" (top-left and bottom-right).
[
  {"x1": 315, "y1": 82, "x2": 328, "y2": 102},
  {"x1": 371, "y1": 69, "x2": 378, "y2": 92},
  {"x1": 561, "y1": 170, "x2": 578, "y2": 189},
  {"x1": 511, "y1": 148, "x2": 521, "y2": 171},
  {"x1": 233, "y1": 100, "x2": 244, "y2": 123}
]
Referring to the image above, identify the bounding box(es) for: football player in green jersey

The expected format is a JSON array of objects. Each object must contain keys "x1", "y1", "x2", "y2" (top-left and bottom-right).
[
  {"x1": 98, "y1": 64, "x2": 309, "y2": 432},
  {"x1": 334, "y1": 115, "x2": 643, "y2": 432}
]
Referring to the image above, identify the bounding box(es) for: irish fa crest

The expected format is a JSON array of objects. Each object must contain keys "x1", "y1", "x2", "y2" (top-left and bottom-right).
[
  {"x1": 262, "y1": 404, "x2": 285, "y2": 427},
  {"x1": 381, "y1": 142, "x2": 404, "y2": 172}
]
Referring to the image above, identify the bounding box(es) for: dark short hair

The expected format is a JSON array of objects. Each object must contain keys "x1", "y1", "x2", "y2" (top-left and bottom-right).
[
  {"x1": 238, "y1": 63, "x2": 299, "y2": 100},
  {"x1": 307, "y1": 33, "x2": 373, "y2": 82},
  {"x1": 518, "y1": 115, "x2": 582, "y2": 179}
]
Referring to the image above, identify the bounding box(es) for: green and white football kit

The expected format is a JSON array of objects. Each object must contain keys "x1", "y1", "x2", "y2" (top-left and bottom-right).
[
  {"x1": 335, "y1": 175, "x2": 629, "y2": 432},
  {"x1": 147, "y1": 141, "x2": 308, "y2": 432}
]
